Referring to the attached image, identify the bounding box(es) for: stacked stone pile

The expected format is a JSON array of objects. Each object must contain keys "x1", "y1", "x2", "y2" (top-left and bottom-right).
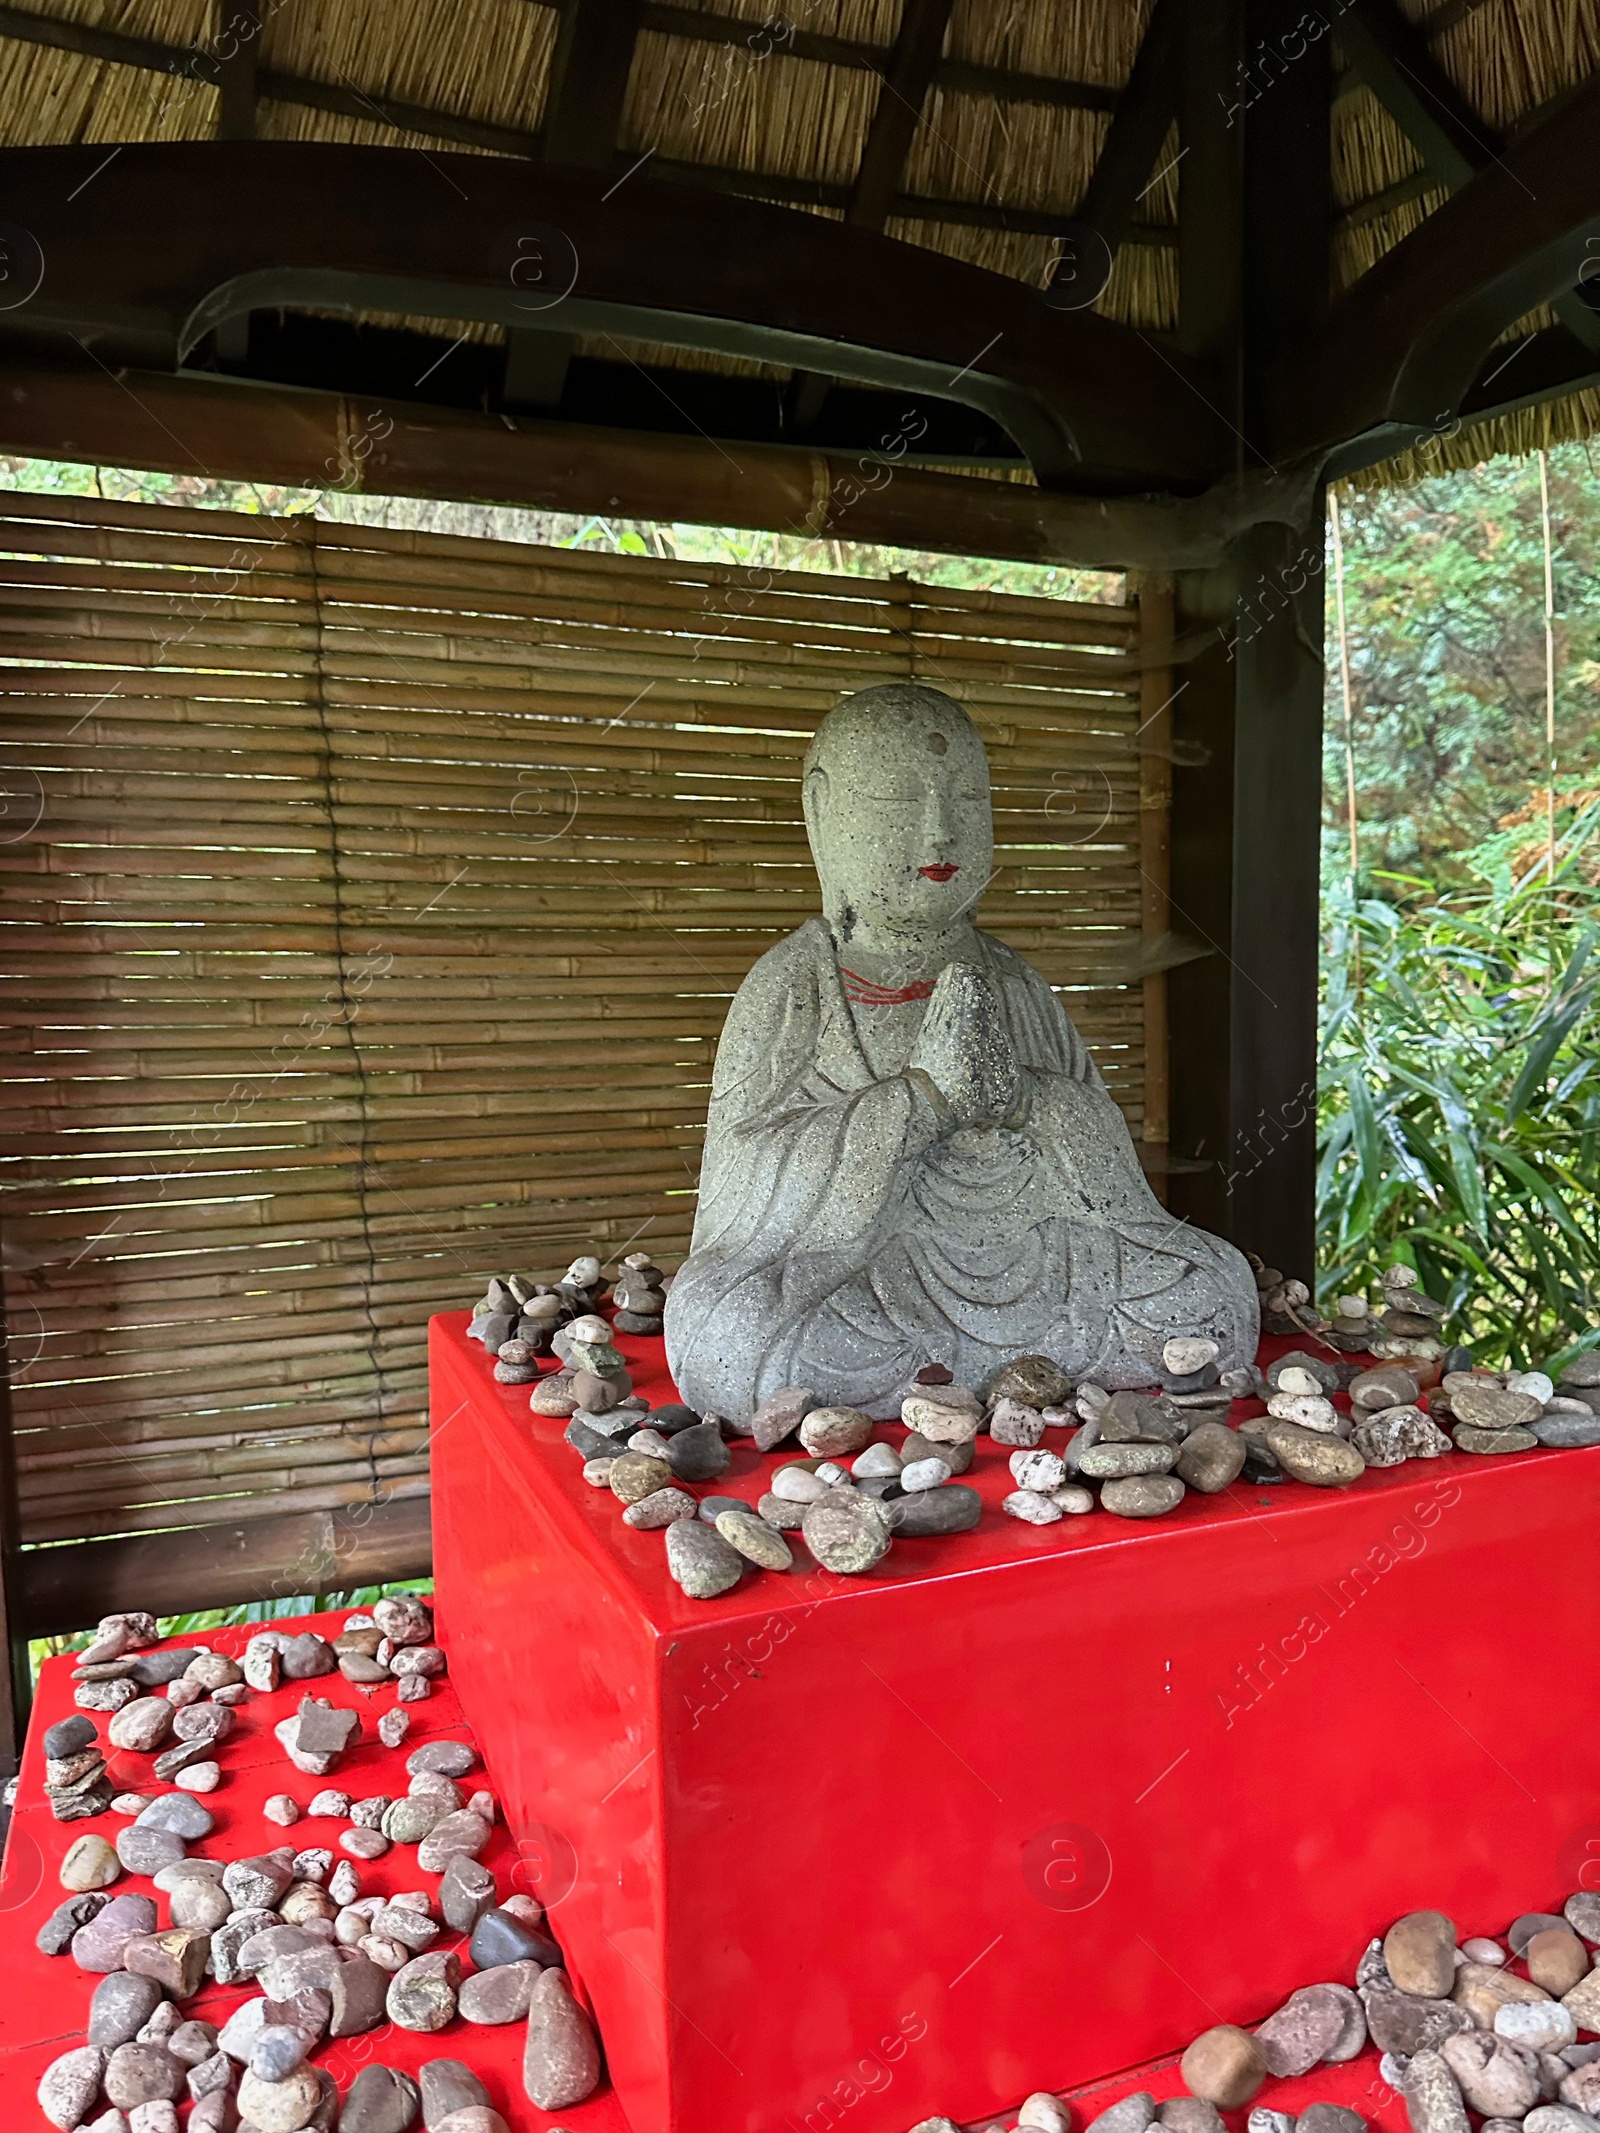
[{"x1": 34, "y1": 1597, "x2": 603, "y2": 2129}]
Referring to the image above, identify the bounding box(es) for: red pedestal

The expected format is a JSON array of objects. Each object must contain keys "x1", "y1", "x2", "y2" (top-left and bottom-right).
[{"x1": 431, "y1": 1312, "x2": 1600, "y2": 2133}]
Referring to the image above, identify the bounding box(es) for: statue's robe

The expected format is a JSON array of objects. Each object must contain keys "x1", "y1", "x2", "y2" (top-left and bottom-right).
[{"x1": 665, "y1": 918, "x2": 1259, "y2": 1417}]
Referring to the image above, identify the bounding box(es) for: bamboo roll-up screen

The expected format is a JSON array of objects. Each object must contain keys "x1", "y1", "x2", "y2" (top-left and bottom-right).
[{"x1": 0, "y1": 490, "x2": 1153, "y2": 1551}]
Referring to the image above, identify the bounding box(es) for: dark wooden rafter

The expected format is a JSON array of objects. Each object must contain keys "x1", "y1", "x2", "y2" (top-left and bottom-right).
[
  {"x1": 847, "y1": 0, "x2": 953, "y2": 231},
  {"x1": 214, "y1": 0, "x2": 259, "y2": 140},
  {"x1": 1338, "y1": 0, "x2": 1600, "y2": 353},
  {"x1": 0, "y1": 140, "x2": 1226, "y2": 488},
  {"x1": 1066, "y1": 0, "x2": 1185, "y2": 271},
  {"x1": 1281, "y1": 68, "x2": 1600, "y2": 461}
]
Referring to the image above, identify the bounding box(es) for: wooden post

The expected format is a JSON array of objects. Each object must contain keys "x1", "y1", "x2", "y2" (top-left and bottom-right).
[
  {"x1": 1136, "y1": 577, "x2": 1174, "y2": 1203},
  {"x1": 0, "y1": 1294, "x2": 28, "y2": 1772}
]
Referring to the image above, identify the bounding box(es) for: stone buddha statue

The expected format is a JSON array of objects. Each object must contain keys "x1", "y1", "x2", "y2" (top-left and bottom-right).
[{"x1": 664, "y1": 683, "x2": 1259, "y2": 1418}]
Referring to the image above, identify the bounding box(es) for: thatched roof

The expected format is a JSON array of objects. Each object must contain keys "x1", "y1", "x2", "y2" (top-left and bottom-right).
[{"x1": 0, "y1": 0, "x2": 1596, "y2": 483}]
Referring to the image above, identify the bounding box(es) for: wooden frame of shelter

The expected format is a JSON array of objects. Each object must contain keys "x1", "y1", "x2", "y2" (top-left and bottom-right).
[{"x1": 1, "y1": 0, "x2": 1598, "y2": 1764}]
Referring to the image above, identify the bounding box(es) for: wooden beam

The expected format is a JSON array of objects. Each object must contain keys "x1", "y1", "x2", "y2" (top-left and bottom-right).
[
  {"x1": 541, "y1": 0, "x2": 644, "y2": 169},
  {"x1": 19, "y1": 1496, "x2": 432, "y2": 1638},
  {"x1": 0, "y1": 359, "x2": 1314, "y2": 569},
  {"x1": 847, "y1": 0, "x2": 953, "y2": 231},
  {"x1": 1071, "y1": 0, "x2": 1184, "y2": 265},
  {"x1": 0, "y1": 141, "x2": 1221, "y2": 490},
  {"x1": 0, "y1": 1300, "x2": 27, "y2": 1771},
  {"x1": 1277, "y1": 70, "x2": 1600, "y2": 460},
  {"x1": 637, "y1": 1, "x2": 1118, "y2": 112},
  {"x1": 214, "y1": 0, "x2": 260, "y2": 142}
]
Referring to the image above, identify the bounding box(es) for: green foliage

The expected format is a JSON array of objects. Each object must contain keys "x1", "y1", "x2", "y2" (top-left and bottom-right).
[{"x1": 1317, "y1": 822, "x2": 1600, "y2": 1371}]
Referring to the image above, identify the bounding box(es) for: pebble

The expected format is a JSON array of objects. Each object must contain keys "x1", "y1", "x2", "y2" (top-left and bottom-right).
[
  {"x1": 74, "y1": 1893, "x2": 158, "y2": 1972},
  {"x1": 798, "y1": 1406, "x2": 873, "y2": 1457},
  {"x1": 758, "y1": 1490, "x2": 807, "y2": 1530},
  {"x1": 1352, "y1": 1406, "x2": 1451, "y2": 1466},
  {"x1": 1454, "y1": 1424, "x2": 1538, "y2": 1455},
  {"x1": 433, "y1": 2112, "x2": 510, "y2": 2133},
  {"x1": 439, "y1": 1854, "x2": 496, "y2": 1935},
  {"x1": 1266, "y1": 1422, "x2": 1365, "y2": 1487},
  {"x1": 1527, "y1": 1925, "x2": 1590, "y2": 1995},
  {"x1": 989, "y1": 1398, "x2": 1047, "y2": 1448},
  {"x1": 1298, "y1": 2111, "x2": 1365, "y2": 2133},
  {"x1": 410, "y1": 1740, "x2": 476, "y2": 1778},
  {"x1": 173, "y1": 1761, "x2": 221, "y2": 1793},
  {"x1": 460, "y1": 1959, "x2": 540, "y2": 2024},
  {"x1": 124, "y1": 1924, "x2": 210, "y2": 1997},
  {"x1": 1441, "y1": 2031, "x2": 1541, "y2": 2116},
  {"x1": 1079, "y1": 1442, "x2": 1178, "y2": 1479},
  {"x1": 1175, "y1": 1422, "x2": 1248, "y2": 1493},
  {"x1": 383, "y1": 1794, "x2": 444, "y2": 1843},
  {"x1": 665, "y1": 1519, "x2": 745, "y2": 1598},
  {"x1": 1451, "y1": 1381, "x2": 1544, "y2": 1431},
  {"x1": 1101, "y1": 1475, "x2": 1186, "y2": 1518},
  {"x1": 309, "y1": 1788, "x2": 353, "y2": 1817},
  {"x1": 1052, "y1": 1484, "x2": 1096, "y2": 1514},
  {"x1": 900, "y1": 1456, "x2": 953, "y2": 1492},
  {"x1": 988, "y1": 1354, "x2": 1072, "y2": 1408},
  {"x1": 115, "y1": 1828, "x2": 186, "y2": 1884},
  {"x1": 801, "y1": 1492, "x2": 892, "y2": 1573},
  {"x1": 44, "y1": 1715, "x2": 98, "y2": 1759},
  {"x1": 1405, "y1": 2048, "x2": 1472, "y2": 2133},
  {"x1": 1350, "y1": 1365, "x2": 1422, "y2": 1411},
  {"x1": 1180, "y1": 2027, "x2": 1267, "y2": 2105},
  {"x1": 1563, "y1": 1972, "x2": 1600, "y2": 2031},
  {"x1": 108, "y1": 1697, "x2": 175, "y2": 1754},
  {"x1": 715, "y1": 1510, "x2": 794, "y2": 1571},
  {"x1": 1266, "y1": 1391, "x2": 1341, "y2": 1430},
  {"x1": 1564, "y1": 1894, "x2": 1600, "y2": 1946},
  {"x1": 851, "y1": 1442, "x2": 902, "y2": 1478},
  {"x1": 623, "y1": 1486, "x2": 699, "y2": 1529},
  {"x1": 104, "y1": 2042, "x2": 185, "y2": 2109},
  {"x1": 61, "y1": 1833, "x2": 122, "y2": 1891},
  {"x1": 524, "y1": 1966, "x2": 602, "y2": 2110},
  {"x1": 384, "y1": 1950, "x2": 460, "y2": 2032},
  {"x1": 471, "y1": 1905, "x2": 560, "y2": 1971},
  {"x1": 750, "y1": 1384, "x2": 815, "y2": 1451},
  {"x1": 137, "y1": 1790, "x2": 214, "y2": 1839},
  {"x1": 330, "y1": 1953, "x2": 391, "y2": 2036},
  {"x1": 1455, "y1": 1962, "x2": 1551, "y2": 2026},
  {"x1": 340, "y1": 2066, "x2": 421, "y2": 2133},
  {"x1": 663, "y1": 1420, "x2": 732, "y2": 1482},
  {"x1": 342, "y1": 1827, "x2": 392, "y2": 1861},
  {"x1": 225, "y1": 1853, "x2": 296, "y2": 1909},
  {"x1": 238, "y1": 2064, "x2": 321, "y2": 2132},
  {"x1": 76, "y1": 1680, "x2": 139, "y2": 1713},
  {"x1": 1004, "y1": 1490, "x2": 1062, "y2": 1524},
  {"x1": 38, "y1": 1891, "x2": 112, "y2": 1956},
  {"x1": 1462, "y1": 1935, "x2": 1507, "y2": 1967},
  {"x1": 1506, "y1": 1369, "x2": 1555, "y2": 1403},
  {"x1": 1164, "y1": 1335, "x2": 1220, "y2": 1375},
  {"x1": 1533, "y1": 1416, "x2": 1600, "y2": 1447},
  {"x1": 771, "y1": 1465, "x2": 829, "y2": 1503},
  {"x1": 900, "y1": 1385, "x2": 981, "y2": 1443},
  {"x1": 902, "y1": 1428, "x2": 973, "y2": 1474},
  {"x1": 1386, "y1": 1911, "x2": 1459, "y2": 1996},
  {"x1": 1254, "y1": 1983, "x2": 1356, "y2": 2076},
  {"x1": 1011, "y1": 1448, "x2": 1067, "y2": 1491},
  {"x1": 1018, "y1": 2097, "x2": 1074, "y2": 2133},
  {"x1": 1526, "y1": 2113, "x2": 1600, "y2": 2133},
  {"x1": 888, "y1": 1483, "x2": 982, "y2": 1534},
  {"x1": 38, "y1": 2044, "x2": 105, "y2": 2129},
  {"x1": 1088, "y1": 2093, "x2": 1155, "y2": 2133},
  {"x1": 89, "y1": 1971, "x2": 164, "y2": 2050}
]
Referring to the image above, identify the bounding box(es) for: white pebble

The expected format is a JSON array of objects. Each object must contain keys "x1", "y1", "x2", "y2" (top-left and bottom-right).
[
  {"x1": 1003, "y1": 1489, "x2": 1063, "y2": 1525},
  {"x1": 1266, "y1": 1391, "x2": 1339, "y2": 1430},
  {"x1": 1505, "y1": 1370, "x2": 1554, "y2": 1403},
  {"x1": 1462, "y1": 1936, "x2": 1506, "y2": 1966},
  {"x1": 263, "y1": 1795, "x2": 300, "y2": 1827},
  {"x1": 334, "y1": 1906, "x2": 370, "y2": 1946},
  {"x1": 899, "y1": 1457, "x2": 953, "y2": 1493},
  {"x1": 1495, "y1": 2000, "x2": 1576, "y2": 2052},
  {"x1": 581, "y1": 1458, "x2": 615, "y2": 1487},
  {"x1": 851, "y1": 1442, "x2": 902, "y2": 1478},
  {"x1": 328, "y1": 1862, "x2": 361, "y2": 1907},
  {"x1": 771, "y1": 1466, "x2": 828, "y2": 1503},
  {"x1": 1009, "y1": 1448, "x2": 1066, "y2": 1492},
  {"x1": 1075, "y1": 1383, "x2": 1111, "y2": 1422},
  {"x1": 1276, "y1": 1366, "x2": 1323, "y2": 1396},
  {"x1": 1336, "y1": 1294, "x2": 1370, "y2": 1319},
  {"x1": 1385, "y1": 1263, "x2": 1419, "y2": 1288},
  {"x1": 1018, "y1": 2096, "x2": 1073, "y2": 2133},
  {"x1": 814, "y1": 1461, "x2": 849, "y2": 1486},
  {"x1": 359, "y1": 1934, "x2": 408, "y2": 1971},
  {"x1": 174, "y1": 1762, "x2": 220, "y2": 1793},
  {"x1": 1163, "y1": 1335, "x2": 1219, "y2": 1375},
  {"x1": 627, "y1": 1429, "x2": 671, "y2": 1455},
  {"x1": 1051, "y1": 1485, "x2": 1095, "y2": 1515}
]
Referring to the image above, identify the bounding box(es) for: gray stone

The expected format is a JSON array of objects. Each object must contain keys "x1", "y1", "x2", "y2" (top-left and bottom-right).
[
  {"x1": 438, "y1": 1854, "x2": 496, "y2": 1935},
  {"x1": 89, "y1": 1971, "x2": 165, "y2": 2047},
  {"x1": 338, "y1": 2066, "x2": 421, "y2": 2133},
  {"x1": 1455, "y1": 1423, "x2": 1538, "y2": 1455},
  {"x1": 417, "y1": 1811, "x2": 491, "y2": 1875},
  {"x1": 1525, "y1": 2113, "x2": 1600, "y2": 2133},
  {"x1": 408, "y1": 1740, "x2": 476, "y2": 1779},
  {"x1": 116, "y1": 1824, "x2": 187, "y2": 1876},
  {"x1": 419, "y1": 2061, "x2": 488, "y2": 2126},
  {"x1": 459, "y1": 1961, "x2": 540, "y2": 2025},
  {"x1": 1352, "y1": 1405, "x2": 1451, "y2": 1466},
  {"x1": 1297, "y1": 2111, "x2": 1366, "y2": 2133},
  {"x1": 1086, "y1": 2095, "x2": 1157, "y2": 2133},
  {"x1": 38, "y1": 2044, "x2": 106, "y2": 2130},
  {"x1": 330, "y1": 1955, "x2": 390, "y2": 2037},
  {"x1": 715, "y1": 1509, "x2": 795, "y2": 1569},
  {"x1": 523, "y1": 1966, "x2": 601, "y2": 2111},
  {"x1": 128, "y1": 1648, "x2": 203, "y2": 1687},
  {"x1": 1565, "y1": 1894, "x2": 1600, "y2": 1946},
  {"x1": 280, "y1": 1633, "x2": 338, "y2": 1680},
  {"x1": 104, "y1": 2042, "x2": 184, "y2": 2109},
  {"x1": 665, "y1": 1518, "x2": 745, "y2": 1597},
  {"x1": 1534, "y1": 1415, "x2": 1600, "y2": 1448},
  {"x1": 1160, "y1": 2102, "x2": 1227, "y2": 2133},
  {"x1": 662, "y1": 685, "x2": 1259, "y2": 1418},
  {"x1": 1101, "y1": 1474, "x2": 1186, "y2": 1517},
  {"x1": 38, "y1": 1891, "x2": 112, "y2": 1956},
  {"x1": 135, "y1": 1792, "x2": 214, "y2": 1839},
  {"x1": 73, "y1": 1893, "x2": 158, "y2": 1972},
  {"x1": 802, "y1": 1491, "x2": 892, "y2": 1572},
  {"x1": 224, "y1": 1855, "x2": 296, "y2": 1910},
  {"x1": 1175, "y1": 1420, "x2": 1248, "y2": 1492},
  {"x1": 1078, "y1": 1440, "x2": 1178, "y2": 1478},
  {"x1": 1366, "y1": 1993, "x2": 1473, "y2": 2058},
  {"x1": 386, "y1": 1952, "x2": 460, "y2": 2033},
  {"x1": 469, "y1": 1906, "x2": 561, "y2": 1970},
  {"x1": 209, "y1": 1908, "x2": 277, "y2": 1985},
  {"x1": 45, "y1": 1714, "x2": 99, "y2": 1758},
  {"x1": 1405, "y1": 2050, "x2": 1472, "y2": 2133},
  {"x1": 1266, "y1": 1349, "x2": 1340, "y2": 1393},
  {"x1": 885, "y1": 1482, "x2": 983, "y2": 1535},
  {"x1": 1441, "y1": 2031, "x2": 1541, "y2": 2117},
  {"x1": 1267, "y1": 1420, "x2": 1366, "y2": 1486},
  {"x1": 748, "y1": 1385, "x2": 814, "y2": 1451},
  {"x1": 1256, "y1": 1984, "x2": 1356, "y2": 2076},
  {"x1": 1452, "y1": 1382, "x2": 1544, "y2": 1432},
  {"x1": 382, "y1": 1796, "x2": 444, "y2": 1844},
  {"x1": 665, "y1": 1420, "x2": 733, "y2": 1481}
]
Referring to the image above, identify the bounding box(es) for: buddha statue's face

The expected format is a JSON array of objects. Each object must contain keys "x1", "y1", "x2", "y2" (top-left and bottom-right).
[{"x1": 803, "y1": 685, "x2": 993, "y2": 946}]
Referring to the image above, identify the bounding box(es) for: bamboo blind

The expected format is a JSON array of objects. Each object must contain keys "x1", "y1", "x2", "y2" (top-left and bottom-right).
[{"x1": 0, "y1": 491, "x2": 1153, "y2": 1550}]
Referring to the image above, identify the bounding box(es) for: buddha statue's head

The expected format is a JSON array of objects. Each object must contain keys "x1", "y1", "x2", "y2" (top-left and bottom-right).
[{"x1": 802, "y1": 683, "x2": 993, "y2": 945}]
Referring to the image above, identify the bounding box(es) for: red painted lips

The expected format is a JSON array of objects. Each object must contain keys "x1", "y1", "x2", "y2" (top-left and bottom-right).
[{"x1": 919, "y1": 863, "x2": 960, "y2": 882}]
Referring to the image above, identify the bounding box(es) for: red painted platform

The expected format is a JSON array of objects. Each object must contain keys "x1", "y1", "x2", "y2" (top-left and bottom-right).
[{"x1": 432, "y1": 1310, "x2": 1600, "y2": 2133}]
